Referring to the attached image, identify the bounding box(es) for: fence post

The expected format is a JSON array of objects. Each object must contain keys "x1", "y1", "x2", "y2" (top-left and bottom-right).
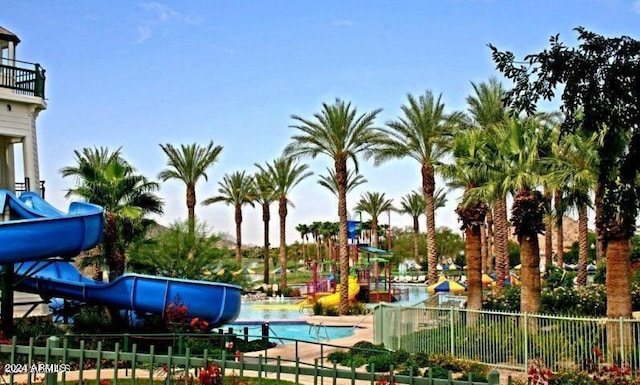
[
  {"x1": 487, "y1": 369, "x2": 500, "y2": 385},
  {"x1": 523, "y1": 313, "x2": 528, "y2": 369},
  {"x1": 449, "y1": 307, "x2": 455, "y2": 356},
  {"x1": 619, "y1": 317, "x2": 625, "y2": 364},
  {"x1": 44, "y1": 336, "x2": 59, "y2": 385}
]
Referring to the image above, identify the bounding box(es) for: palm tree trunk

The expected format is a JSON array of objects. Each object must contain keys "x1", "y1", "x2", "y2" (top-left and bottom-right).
[
  {"x1": 371, "y1": 218, "x2": 378, "y2": 248},
  {"x1": 544, "y1": 188, "x2": 553, "y2": 270},
  {"x1": 412, "y1": 216, "x2": 420, "y2": 264},
  {"x1": 186, "y1": 184, "x2": 196, "y2": 239},
  {"x1": 519, "y1": 233, "x2": 541, "y2": 314},
  {"x1": 235, "y1": 204, "x2": 242, "y2": 262},
  {"x1": 554, "y1": 191, "x2": 564, "y2": 267},
  {"x1": 493, "y1": 196, "x2": 509, "y2": 287},
  {"x1": 485, "y1": 208, "x2": 494, "y2": 273},
  {"x1": 605, "y1": 237, "x2": 633, "y2": 356},
  {"x1": 576, "y1": 205, "x2": 589, "y2": 286},
  {"x1": 594, "y1": 181, "x2": 606, "y2": 262},
  {"x1": 422, "y1": 163, "x2": 438, "y2": 285},
  {"x1": 263, "y1": 203, "x2": 270, "y2": 284},
  {"x1": 480, "y1": 221, "x2": 488, "y2": 273},
  {"x1": 466, "y1": 224, "x2": 483, "y2": 315},
  {"x1": 93, "y1": 263, "x2": 103, "y2": 282},
  {"x1": 279, "y1": 197, "x2": 288, "y2": 291},
  {"x1": 336, "y1": 158, "x2": 350, "y2": 315},
  {"x1": 606, "y1": 238, "x2": 632, "y2": 318}
]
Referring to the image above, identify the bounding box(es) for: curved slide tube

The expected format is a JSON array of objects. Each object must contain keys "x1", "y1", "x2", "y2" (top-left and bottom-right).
[
  {"x1": 316, "y1": 276, "x2": 360, "y2": 307},
  {"x1": 0, "y1": 190, "x2": 104, "y2": 263},
  {"x1": 15, "y1": 261, "x2": 241, "y2": 326},
  {"x1": 0, "y1": 189, "x2": 242, "y2": 327}
]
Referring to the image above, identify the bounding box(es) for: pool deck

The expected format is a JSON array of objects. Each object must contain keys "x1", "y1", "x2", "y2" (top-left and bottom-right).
[{"x1": 243, "y1": 313, "x2": 375, "y2": 362}]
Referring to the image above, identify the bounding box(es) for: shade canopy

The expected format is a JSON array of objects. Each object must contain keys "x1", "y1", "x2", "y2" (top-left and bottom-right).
[{"x1": 427, "y1": 278, "x2": 466, "y2": 294}]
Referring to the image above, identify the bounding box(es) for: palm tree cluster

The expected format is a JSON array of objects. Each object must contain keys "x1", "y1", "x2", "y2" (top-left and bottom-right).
[{"x1": 60, "y1": 28, "x2": 637, "y2": 321}]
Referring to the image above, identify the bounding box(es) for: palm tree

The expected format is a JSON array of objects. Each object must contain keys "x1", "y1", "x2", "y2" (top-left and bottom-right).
[
  {"x1": 309, "y1": 221, "x2": 322, "y2": 263},
  {"x1": 354, "y1": 192, "x2": 394, "y2": 248},
  {"x1": 295, "y1": 223, "x2": 310, "y2": 263},
  {"x1": 465, "y1": 78, "x2": 510, "y2": 287},
  {"x1": 396, "y1": 191, "x2": 426, "y2": 264},
  {"x1": 318, "y1": 168, "x2": 367, "y2": 197},
  {"x1": 499, "y1": 115, "x2": 548, "y2": 314},
  {"x1": 443, "y1": 129, "x2": 489, "y2": 315},
  {"x1": 158, "y1": 141, "x2": 223, "y2": 238},
  {"x1": 256, "y1": 157, "x2": 312, "y2": 291},
  {"x1": 254, "y1": 170, "x2": 276, "y2": 283},
  {"x1": 202, "y1": 171, "x2": 255, "y2": 262},
  {"x1": 378, "y1": 91, "x2": 459, "y2": 285},
  {"x1": 285, "y1": 98, "x2": 386, "y2": 314},
  {"x1": 546, "y1": 130, "x2": 598, "y2": 286},
  {"x1": 61, "y1": 147, "x2": 164, "y2": 281}
]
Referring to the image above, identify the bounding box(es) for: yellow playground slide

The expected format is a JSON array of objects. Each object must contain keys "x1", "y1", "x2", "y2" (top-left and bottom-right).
[{"x1": 316, "y1": 276, "x2": 360, "y2": 307}]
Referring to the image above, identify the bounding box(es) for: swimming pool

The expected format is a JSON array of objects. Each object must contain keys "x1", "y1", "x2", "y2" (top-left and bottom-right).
[
  {"x1": 236, "y1": 284, "x2": 429, "y2": 322},
  {"x1": 228, "y1": 320, "x2": 357, "y2": 344}
]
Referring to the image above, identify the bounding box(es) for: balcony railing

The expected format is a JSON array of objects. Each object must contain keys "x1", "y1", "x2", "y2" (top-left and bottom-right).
[
  {"x1": 15, "y1": 177, "x2": 45, "y2": 198},
  {"x1": 0, "y1": 59, "x2": 45, "y2": 98}
]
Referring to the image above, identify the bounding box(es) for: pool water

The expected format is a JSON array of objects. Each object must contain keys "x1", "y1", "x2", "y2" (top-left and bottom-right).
[
  {"x1": 228, "y1": 320, "x2": 357, "y2": 343},
  {"x1": 223, "y1": 284, "x2": 428, "y2": 344}
]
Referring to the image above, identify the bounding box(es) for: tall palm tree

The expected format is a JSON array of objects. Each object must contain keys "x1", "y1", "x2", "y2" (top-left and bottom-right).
[
  {"x1": 256, "y1": 157, "x2": 312, "y2": 291},
  {"x1": 158, "y1": 141, "x2": 223, "y2": 238},
  {"x1": 442, "y1": 129, "x2": 489, "y2": 314},
  {"x1": 309, "y1": 221, "x2": 322, "y2": 263},
  {"x1": 378, "y1": 91, "x2": 459, "y2": 285},
  {"x1": 61, "y1": 147, "x2": 164, "y2": 281},
  {"x1": 396, "y1": 191, "x2": 426, "y2": 264},
  {"x1": 499, "y1": 115, "x2": 548, "y2": 314},
  {"x1": 295, "y1": 223, "x2": 310, "y2": 263},
  {"x1": 284, "y1": 98, "x2": 386, "y2": 314},
  {"x1": 202, "y1": 171, "x2": 255, "y2": 262},
  {"x1": 317, "y1": 168, "x2": 368, "y2": 197},
  {"x1": 254, "y1": 170, "x2": 276, "y2": 283},
  {"x1": 354, "y1": 192, "x2": 394, "y2": 248},
  {"x1": 546, "y1": 130, "x2": 598, "y2": 286},
  {"x1": 465, "y1": 78, "x2": 510, "y2": 287}
]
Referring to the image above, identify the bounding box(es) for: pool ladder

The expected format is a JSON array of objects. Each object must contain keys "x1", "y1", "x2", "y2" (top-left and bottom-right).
[{"x1": 308, "y1": 322, "x2": 330, "y2": 341}]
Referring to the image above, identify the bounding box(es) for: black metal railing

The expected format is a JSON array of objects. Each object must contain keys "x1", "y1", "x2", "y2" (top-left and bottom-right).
[
  {"x1": 0, "y1": 59, "x2": 46, "y2": 98},
  {"x1": 15, "y1": 178, "x2": 45, "y2": 198}
]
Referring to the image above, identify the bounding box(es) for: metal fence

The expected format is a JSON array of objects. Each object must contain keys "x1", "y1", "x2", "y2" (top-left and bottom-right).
[
  {"x1": 0, "y1": 335, "x2": 501, "y2": 385},
  {"x1": 374, "y1": 303, "x2": 640, "y2": 372}
]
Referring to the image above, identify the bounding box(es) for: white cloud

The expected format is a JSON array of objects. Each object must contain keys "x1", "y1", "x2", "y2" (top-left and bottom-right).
[
  {"x1": 133, "y1": 25, "x2": 152, "y2": 44},
  {"x1": 132, "y1": 2, "x2": 200, "y2": 44},
  {"x1": 333, "y1": 19, "x2": 354, "y2": 27}
]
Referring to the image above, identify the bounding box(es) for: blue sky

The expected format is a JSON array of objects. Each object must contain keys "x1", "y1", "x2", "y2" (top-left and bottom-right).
[{"x1": 3, "y1": 1, "x2": 639, "y2": 246}]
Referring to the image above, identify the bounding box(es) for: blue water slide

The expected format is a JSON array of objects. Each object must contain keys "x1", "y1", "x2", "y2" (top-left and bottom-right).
[
  {"x1": 0, "y1": 189, "x2": 241, "y2": 326},
  {"x1": 0, "y1": 190, "x2": 104, "y2": 262},
  {"x1": 15, "y1": 261, "x2": 241, "y2": 325}
]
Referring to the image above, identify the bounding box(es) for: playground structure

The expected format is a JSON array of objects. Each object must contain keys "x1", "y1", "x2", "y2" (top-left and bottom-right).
[
  {"x1": 304, "y1": 220, "x2": 408, "y2": 305},
  {"x1": 0, "y1": 189, "x2": 242, "y2": 336}
]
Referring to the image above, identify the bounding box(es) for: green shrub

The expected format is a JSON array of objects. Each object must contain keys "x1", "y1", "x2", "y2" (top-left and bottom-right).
[
  {"x1": 397, "y1": 359, "x2": 422, "y2": 376},
  {"x1": 455, "y1": 371, "x2": 488, "y2": 382},
  {"x1": 390, "y1": 349, "x2": 411, "y2": 366},
  {"x1": 327, "y1": 350, "x2": 349, "y2": 364},
  {"x1": 366, "y1": 353, "x2": 392, "y2": 372},
  {"x1": 424, "y1": 366, "x2": 450, "y2": 379},
  {"x1": 412, "y1": 351, "x2": 430, "y2": 368},
  {"x1": 324, "y1": 306, "x2": 339, "y2": 316},
  {"x1": 350, "y1": 341, "x2": 388, "y2": 358},
  {"x1": 312, "y1": 302, "x2": 323, "y2": 315}
]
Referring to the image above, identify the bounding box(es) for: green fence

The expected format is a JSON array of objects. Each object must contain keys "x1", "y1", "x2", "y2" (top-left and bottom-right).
[
  {"x1": 0, "y1": 334, "x2": 501, "y2": 385},
  {"x1": 374, "y1": 304, "x2": 640, "y2": 371}
]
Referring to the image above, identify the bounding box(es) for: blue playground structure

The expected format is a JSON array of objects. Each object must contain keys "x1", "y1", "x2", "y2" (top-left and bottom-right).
[{"x1": 0, "y1": 190, "x2": 242, "y2": 336}]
